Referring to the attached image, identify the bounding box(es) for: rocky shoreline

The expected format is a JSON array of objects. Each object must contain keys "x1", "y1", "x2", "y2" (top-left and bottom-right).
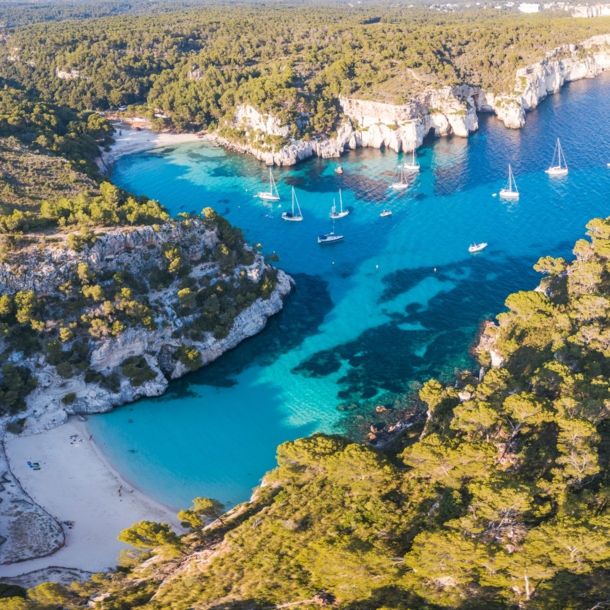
[{"x1": 209, "y1": 34, "x2": 610, "y2": 166}]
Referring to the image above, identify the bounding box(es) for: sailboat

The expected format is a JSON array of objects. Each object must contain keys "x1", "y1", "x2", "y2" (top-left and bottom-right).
[
  {"x1": 257, "y1": 168, "x2": 280, "y2": 201},
  {"x1": 282, "y1": 187, "x2": 303, "y2": 222},
  {"x1": 402, "y1": 149, "x2": 420, "y2": 173},
  {"x1": 391, "y1": 166, "x2": 409, "y2": 190},
  {"x1": 318, "y1": 218, "x2": 344, "y2": 244},
  {"x1": 330, "y1": 190, "x2": 349, "y2": 219},
  {"x1": 545, "y1": 138, "x2": 568, "y2": 176},
  {"x1": 499, "y1": 164, "x2": 519, "y2": 200}
]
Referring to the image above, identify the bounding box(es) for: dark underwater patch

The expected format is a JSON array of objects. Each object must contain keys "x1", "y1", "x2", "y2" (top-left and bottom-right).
[{"x1": 293, "y1": 253, "x2": 541, "y2": 401}]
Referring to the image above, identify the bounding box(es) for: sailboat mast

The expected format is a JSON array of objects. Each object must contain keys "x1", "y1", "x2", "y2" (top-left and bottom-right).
[{"x1": 339, "y1": 189, "x2": 343, "y2": 213}]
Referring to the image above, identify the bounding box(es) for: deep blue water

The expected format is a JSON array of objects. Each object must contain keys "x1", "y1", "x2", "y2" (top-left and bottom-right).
[{"x1": 89, "y1": 73, "x2": 610, "y2": 510}]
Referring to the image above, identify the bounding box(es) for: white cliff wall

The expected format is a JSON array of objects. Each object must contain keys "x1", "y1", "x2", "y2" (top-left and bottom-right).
[
  {"x1": 215, "y1": 34, "x2": 610, "y2": 165},
  {"x1": 487, "y1": 34, "x2": 610, "y2": 129},
  {"x1": 220, "y1": 85, "x2": 479, "y2": 166}
]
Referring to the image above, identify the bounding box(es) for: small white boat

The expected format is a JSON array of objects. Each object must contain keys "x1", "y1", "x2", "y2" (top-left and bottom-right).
[
  {"x1": 499, "y1": 164, "x2": 519, "y2": 200},
  {"x1": 391, "y1": 166, "x2": 409, "y2": 190},
  {"x1": 545, "y1": 138, "x2": 568, "y2": 177},
  {"x1": 402, "y1": 149, "x2": 420, "y2": 173},
  {"x1": 318, "y1": 232, "x2": 344, "y2": 244},
  {"x1": 380, "y1": 210, "x2": 392, "y2": 217},
  {"x1": 330, "y1": 190, "x2": 349, "y2": 219},
  {"x1": 607, "y1": 163, "x2": 610, "y2": 168},
  {"x1": 257, "y1": 168, "x2": 280, "y2": 201},
  {"x1": 319, "y1": 219, "x2": 344, "y2": 244},
  {"x1": 335, "y1": 166, "x2": 344, "y2": 174},
  {"x1": 282, "y1": 187, "x2": 303, "y2": 222},
  {"x1": 469, "y1": 242, "x2": 488, "y2": 253}
]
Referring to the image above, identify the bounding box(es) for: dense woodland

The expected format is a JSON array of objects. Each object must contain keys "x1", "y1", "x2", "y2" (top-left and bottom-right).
[
  {"x1": 1, "y1": 6, "x2": 610, "y2": 138},
  {"x1": 5, "y1": 219, "x2": 610, "y2": 608},
  {"x1": 3, "y1": 3, "x2": 610, "y2": 609}
]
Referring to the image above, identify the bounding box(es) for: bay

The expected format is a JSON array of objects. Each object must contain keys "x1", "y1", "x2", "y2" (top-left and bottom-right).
[{"x1": 88, "y1": 73, "x2": 610, "y2": 509}]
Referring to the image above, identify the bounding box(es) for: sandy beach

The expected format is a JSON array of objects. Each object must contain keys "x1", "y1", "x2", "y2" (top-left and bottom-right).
[
  {"x1": 99, "y1": 122, "x2": 201, "y2": 171},
  {"x1": 2, "y1": 418, "x2": 183, "y2": 579}
]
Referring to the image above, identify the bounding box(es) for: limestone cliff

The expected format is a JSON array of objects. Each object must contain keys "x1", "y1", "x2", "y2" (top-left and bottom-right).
[
  {"x1": 0, "y1": 218, "x2": 292, "y2": 436},
  {"x1": 213, "y1": 34, "x2": 610, "y2": 165}
]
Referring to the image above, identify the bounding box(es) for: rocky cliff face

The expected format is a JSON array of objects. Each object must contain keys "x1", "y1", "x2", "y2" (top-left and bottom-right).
[
  {"x1": 216, "y1": 34, "x2": 610, "y2": 165},
  {"x1": 484, "y1": 34, "x2": 610, "y2": 129},
  {"x1": 221, "y1": 85, "x2": 480, "y2": 166},
  {"x1": 0, "y1": 219, "x2": 292, "y2": 436}
]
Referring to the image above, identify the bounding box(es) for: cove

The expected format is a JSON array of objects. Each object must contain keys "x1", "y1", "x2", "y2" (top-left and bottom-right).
[{"x1": 89, "y1": 72, "x2": 610, "y2": 510}]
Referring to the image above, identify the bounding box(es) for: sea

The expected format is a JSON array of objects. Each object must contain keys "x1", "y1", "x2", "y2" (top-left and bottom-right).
[{"x1": 88, "y1": 72, "x2": 610, "y2": 510}]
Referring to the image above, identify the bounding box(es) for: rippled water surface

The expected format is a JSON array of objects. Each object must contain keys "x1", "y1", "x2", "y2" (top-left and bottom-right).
[{"x1": 89, "y1": 74, "x2": 610, "y2": 509}]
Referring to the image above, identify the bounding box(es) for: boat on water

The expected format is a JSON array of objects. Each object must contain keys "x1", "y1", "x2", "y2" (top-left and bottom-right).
[
  {"x1": 545, "y1": 138, "x2": 568, "y2": 176},
  {"x1": 330, "y1": 190, "x2": 349, "y2": 219},
  {"x1": 335, "y1": 166, "x2": 344, "y2": 174},
  {"x1": 256, "y1": 168, "x2": 280, "y2": 201},
  {"x1": 391, "y1": 166, "x2": 410, "y2": 190},
  {"x1": 469, "y1": 242, "x2": 488, "y2": 253},
  {"x1": 499, "y1": 164, "x2": 519, "y2": 200},
  {"x1": 282, "y1": 187, "x2": 303, "y2": 222},
  {"x1": 318, "y1": 232, "x2": 344, "y2": 244},
  {"x1": 402, "y1": 149, "x2": 420, "y2": 173},
  {"x1": 318, "y1": 219, "x2": 344, "y2": 244},
  {"x1": 380, "y1": 210, "x2": 392, "y2": 217}
]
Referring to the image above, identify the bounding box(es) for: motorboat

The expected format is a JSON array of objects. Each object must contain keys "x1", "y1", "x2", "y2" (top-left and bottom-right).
[{"x1": 468, "y1": 242, "x2": 488, "y2": 253}]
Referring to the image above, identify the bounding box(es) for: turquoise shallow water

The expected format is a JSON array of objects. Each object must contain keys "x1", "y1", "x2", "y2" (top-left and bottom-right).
[{"x1": 89, "y1": 73, "x2": 610, "y2": 510}]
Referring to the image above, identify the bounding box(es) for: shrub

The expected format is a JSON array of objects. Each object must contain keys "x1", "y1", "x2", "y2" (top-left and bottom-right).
[
  {"x1": 56, "y1": 361, "x2": 73, "y2": 378},
  {"x1": 62, "y1": 392, "x2": 77, "y2": 405},
  {"x1": 121, "y1": 356, "x2": 157, "y2": 387},
  {"x1": 101, "y1": 371, "x2": 121, "y2": 393},
  {"x1": 175, "y1": 345, "x2": 202, "y2": 371}
]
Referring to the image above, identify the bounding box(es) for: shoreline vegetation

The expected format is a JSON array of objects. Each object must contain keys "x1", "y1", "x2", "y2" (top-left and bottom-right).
[
  {"x1": 7, "y1": 214, "x2": 610, "y2": 608},
  {"x1": 2, "y1": 2, "x2": 610, "y2": 606},
  {"x1": 2, "y1": 4, "x2": 609, "y2": 167}
]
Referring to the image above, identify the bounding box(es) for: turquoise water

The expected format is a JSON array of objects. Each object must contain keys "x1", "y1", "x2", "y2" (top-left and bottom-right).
[{"x1": 89, "y1": 73, "x2": 610, "y2": 510}]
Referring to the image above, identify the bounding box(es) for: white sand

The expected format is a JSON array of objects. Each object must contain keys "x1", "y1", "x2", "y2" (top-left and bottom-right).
[
  {"x1": 2, "y1": 418, "x2": 183, "y2": 577},
  {"x1": 99, "y1": 123, "x2": 201, "y2": 170}
]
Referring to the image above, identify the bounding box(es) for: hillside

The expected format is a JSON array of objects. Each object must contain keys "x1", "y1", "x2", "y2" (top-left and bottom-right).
[
  {"x1": 2, "y1": 7, "x2": 610, "y2": 137},
  {"x1": 4, "y1": 216, "x2": 610, "y2": 608},
  {"x1": 0, "y1": 138, "x2": 98, "y2": 215}
]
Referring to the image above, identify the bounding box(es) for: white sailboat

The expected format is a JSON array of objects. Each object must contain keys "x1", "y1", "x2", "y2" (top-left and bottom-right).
[
  {"x1": 391, "y1": 166, "x2": 409, "y2": 190},
  {"x1": 402, "y1": 149, "x2": 420, "y2": 172},
  {"x1": 499, "y1": 164, "x2": 519, "y2": 200},
  {"x1": 318, "y1": 218, "x2": 344, "y2": 244},
  {"x1": 282, "y1": 187, "x2": 303, "y2": 222},
  {"x1": 257, "y1": 168, "x2": 280, "y2": 201},
  {"x1": 546, "y1": 138, "x2": 568, "y2": 177},
  {"x1": 330, "y1": 190, "x2": 349, "y2": 219}
]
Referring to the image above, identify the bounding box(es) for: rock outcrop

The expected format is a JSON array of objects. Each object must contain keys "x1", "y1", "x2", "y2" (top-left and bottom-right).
[
  {"x1": 213, "y1": 35, "x2": 610, "y2": 166},
  {"x1": 0, "y1": 219, "x2": 293, "y2": 436},
  {"x1": 218, "y1": 85, "x2": 480, "y2": 166}
]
